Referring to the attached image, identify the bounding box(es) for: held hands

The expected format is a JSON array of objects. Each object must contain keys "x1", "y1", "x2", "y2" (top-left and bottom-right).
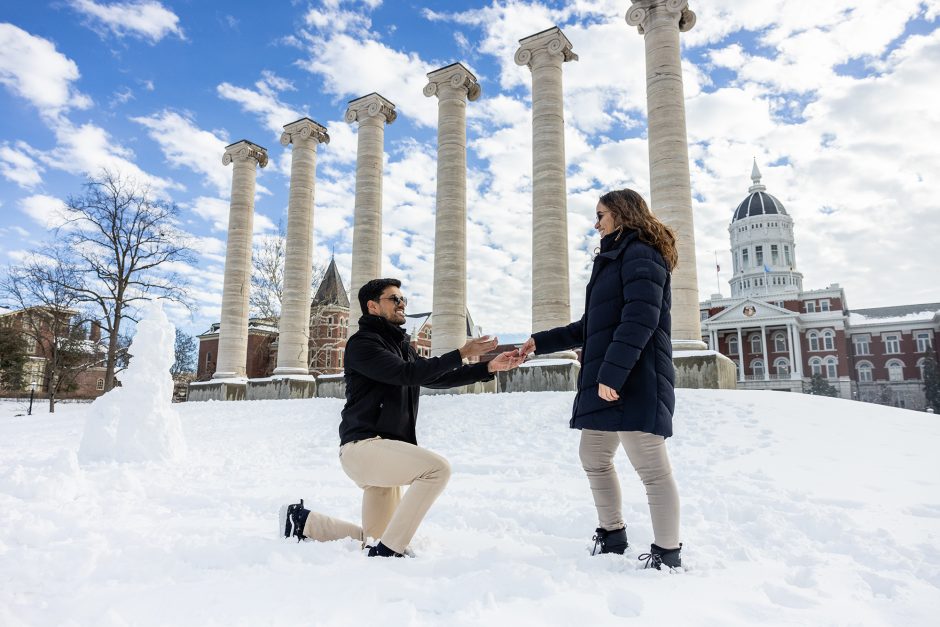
[
  {"x1": 459, "y1": 335, "x2": 499, "y2": 360},
  {"x1": 517, "y1": 337, "x2": 536, "y2": 359},
  {"x1": 487, "y1": 350, "x2": 525, "y2": 373},
  {"x1": 598, "y1": 382, "x2": 620, "y2": 402}
]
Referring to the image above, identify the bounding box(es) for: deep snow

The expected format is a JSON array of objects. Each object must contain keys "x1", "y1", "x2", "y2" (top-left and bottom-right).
[{"x1": 1, "y1": 390, "x2": 939, "y2": 626}]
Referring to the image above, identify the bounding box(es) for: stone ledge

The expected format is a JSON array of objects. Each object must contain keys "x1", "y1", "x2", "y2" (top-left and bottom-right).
[
  {"x1": 187, "y1": 381, "x2": 247, "y2": 402},
  {"x1": 246, "y1": 378, "x2": 317, "y2": 401},
  {"x1": 497, "y1": 360, "x2": 580, "y2": 393},
  {"x1": 673, "y1": 351, "x2": 737, "y2": 389}
]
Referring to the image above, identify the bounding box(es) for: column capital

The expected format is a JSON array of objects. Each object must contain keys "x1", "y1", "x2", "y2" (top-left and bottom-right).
[
  {"x1": 344, "y1": 92, "x2": 397, "y2": 125},
  {"x1": 423, "y1": 62, "x2": 481, "y2": 102},
  {"x1": 514, "y1": 26, "x2": 578, "y2": 68},
  {"x1": 626, "y1": 0, "x2": 696, "y2": 34},
  {"x1": 280, "y1": 117, "x2": 330, "y2": 148},
  {"x1": 222, "y1": 140, "x2": 268, "y2": 168}
]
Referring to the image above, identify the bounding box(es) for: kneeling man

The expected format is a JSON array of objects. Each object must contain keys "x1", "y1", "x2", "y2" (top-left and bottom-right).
[{"x1": 281, "y1": 278, "x2": 521, "y2": 556}]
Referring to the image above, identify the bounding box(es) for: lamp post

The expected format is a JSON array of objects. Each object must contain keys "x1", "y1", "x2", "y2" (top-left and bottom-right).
[{"x1": 27, "y1": 379, "x2": 36, "y2": 416}]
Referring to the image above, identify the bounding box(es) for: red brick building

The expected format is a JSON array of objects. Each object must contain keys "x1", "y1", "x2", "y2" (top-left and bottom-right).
[{"x1": 701, "y1": 164, "x2": 939, "y2": 409}]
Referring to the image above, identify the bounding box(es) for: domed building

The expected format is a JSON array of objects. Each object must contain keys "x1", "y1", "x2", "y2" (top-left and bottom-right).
[{"x1": 700, "y1": 161, "x2": 939, "y2": 409}]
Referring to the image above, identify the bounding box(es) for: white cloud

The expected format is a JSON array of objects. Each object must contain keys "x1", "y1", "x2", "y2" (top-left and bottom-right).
[
  {"x1": 131, "y1": 110, "x2": 231, "y2": 195},
  {"x1": 68, "y1": 0, "x2": 184, "y2": 43},
  {"x1": 0, "y1": 142, "x2": 44, "y2": 188},
  {"x1": 18, "y1": 194, "x2": 70, "y2": 229},
  {"x1": 217, "y1": 71, "x2": 305, "y2": 138},
  {"x1": 0, "y1": 24, "x2": 92, "y2": 118},
  {"x1": 189, "y1": 196, "x2": 275, "y2": 234}
]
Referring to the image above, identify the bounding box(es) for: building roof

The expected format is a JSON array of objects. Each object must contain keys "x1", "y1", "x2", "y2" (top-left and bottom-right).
[
  {"x1": 312, "y1": 258, "x2": 350, "y2": 308},
  {"x1": 732, "y1": 160, "x2": 788, "y2": 222},
  {"x1": 848, "y1": 303, "x2": 940, "y2": 325}
]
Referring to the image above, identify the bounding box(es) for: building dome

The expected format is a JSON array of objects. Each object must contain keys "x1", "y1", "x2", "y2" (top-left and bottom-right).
[{"x1": 731, "y1": 160, "x2": 787, "y2": 223}]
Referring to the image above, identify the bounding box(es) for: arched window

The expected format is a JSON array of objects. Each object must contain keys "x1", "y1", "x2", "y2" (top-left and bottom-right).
[
  {"x1": 727, "y1": 336, "x2": 738, "y2": 356},
  {"x1": 856, "y1": 361, "x2": 873, "y2": 383},
  {"x1": 751, "y1": 359, "x2": 764, "y2": 378},
  {"x1": 808, "y1": 331, "x2": 820, "y2": 352},
  {"x1": 823, "y1": 330, "x2": 835, "y2": 351},
  {"x1": 774, "y1": 357, "x2": 789, "y2": 377},
  {"x1": 750, "y1": 334, "x2": 762, "y2": 354},
  {"x1": 96, "y1": 378, "x2": 105, "y2": 391},
  {"x1": 917, "y1": 358, "x2": 926, "y2": 380},
  {"x1": 809, "y1": 357, "x2": 823, "y2": 376},
  {"x1": 825, "y1": 357, "x2": 838, "y2": 380},
  {"x1": 887, "y1": 359, "x2": 905, "y2": 382},
  {"x1": 773, "y1": 332, "x2": 787, "y2": 352}
]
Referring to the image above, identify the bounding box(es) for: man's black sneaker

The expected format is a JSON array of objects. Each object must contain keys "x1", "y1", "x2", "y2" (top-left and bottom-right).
[
  {"x1": 591, "y1": 526, "x2": 628, "y2": 555},
  {"x1": 279, "y1": 499, "x2": 310, "y2": 541},
  {"x1": 638, "y1": 543, "x2": 682, "y2": 570},
  {"x1": 367, "y1": 541, "x2": 404, "y2": 558}
]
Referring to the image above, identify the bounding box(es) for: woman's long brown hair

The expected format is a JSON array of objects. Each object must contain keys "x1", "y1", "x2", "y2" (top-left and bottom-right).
[{"x1": 599, "y1": 188, "x2": 678, "y2": 271}]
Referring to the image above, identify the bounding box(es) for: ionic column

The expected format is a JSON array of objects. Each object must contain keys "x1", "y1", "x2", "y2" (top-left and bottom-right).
[
  {"x1": 761, "y1": 323, "x2": 769, "y2": 381},
  {"x1": 345, "y1": 93, "x2": 397, "y2": 338},
  {"x1": 515, "y1": 27, "x2": 578, "y2": 338},
  {"x1": 273, "y1": 118, "x2": 330, "y2": 376},
  {"x1": 736, "y1": 326, "x2": 744, "y2": 382},
  {"x1": 627, "y1": 0, "x2": 705, "y2": 350},
  {"x1": 214, "y1": 140, "x2": 268, "y2": 379},
  {"x1": 424, "y1": 63, "x2": 480, "y2": 357}
]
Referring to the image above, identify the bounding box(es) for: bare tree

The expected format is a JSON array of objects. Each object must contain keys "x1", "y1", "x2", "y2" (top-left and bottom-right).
[
  {"x1": 0, "y1": 251, "x2": 101, "y2": 411},
  {"x1": 61, "y1": 170, "x2": 195, "y2": 391},
  {"x1": 249, "y1": 227, "x2": 287, "y2": 321},
  {"x1": 172, "y1": 328, "x2": 197, "y2": 375}
]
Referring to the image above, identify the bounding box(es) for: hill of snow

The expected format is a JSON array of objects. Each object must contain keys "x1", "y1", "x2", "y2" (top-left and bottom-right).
[{"x1": 1, "y1": 390, "x2": 938, "y2": 626}]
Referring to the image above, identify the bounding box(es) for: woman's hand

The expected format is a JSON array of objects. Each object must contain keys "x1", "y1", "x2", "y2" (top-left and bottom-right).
[
  {"x1": 487, "y1": 350, "x2": 525, "y2": 373},
  {"x1": 518, "y1": 337, "x2": 536, "y2": 359},
  {"x1": 598, "y1": 383, "x2": 620, "y2": 402}
]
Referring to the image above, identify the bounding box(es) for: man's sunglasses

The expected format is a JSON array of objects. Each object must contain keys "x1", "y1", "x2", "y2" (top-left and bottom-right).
[{"x1": 379, "y1": 295, "x2": 408, "y2": 307}]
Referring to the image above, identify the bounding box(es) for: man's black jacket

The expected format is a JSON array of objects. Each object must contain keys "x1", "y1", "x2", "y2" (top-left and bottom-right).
[{"x1": 339, "y1": 314, "x2": 494, "y2": 446}]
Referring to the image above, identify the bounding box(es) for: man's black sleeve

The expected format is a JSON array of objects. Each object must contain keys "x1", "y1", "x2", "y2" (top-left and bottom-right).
[
  {"x1": 423, "y1": 360, "x2": 494, "y2": 389},
  {"x1": 345, "y1": 335, "x2": 465, "y2": 386}
]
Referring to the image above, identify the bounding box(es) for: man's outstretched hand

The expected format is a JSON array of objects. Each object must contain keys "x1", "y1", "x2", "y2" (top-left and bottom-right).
[
  {"x1": 459, "y1": 335, "x2": 499, "y2": 359},
  {"x1": 486, "y1": 350, "x2": 525, "y2": 373}
]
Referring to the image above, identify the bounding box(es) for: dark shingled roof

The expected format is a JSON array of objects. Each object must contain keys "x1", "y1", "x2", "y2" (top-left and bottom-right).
[
  {"x1": 732, "y1": 191, "x2": 787, "y2": 222},
  {"x1": 312, "y1": 258, "x2": 350, "y2": 308}
]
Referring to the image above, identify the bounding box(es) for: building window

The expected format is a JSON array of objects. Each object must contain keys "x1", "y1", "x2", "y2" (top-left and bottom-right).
[
  {"x1": 773, "y1": 333, "x2": 787, "y2": 352},
  {"x1": 822, "y1": 330, "x2": 835, "y2": 351},
  {"x1": 884, "y1": 334, "x2": 901, "y2": 354},
  {"x1": 327, "y1": 327, "x2": 332, "y2": 338},
  {"x1": 805, "y1": 302, "x2": 816, "y2": 313},
  {"x1": 785, "y1": 245, "x2": 791, "y2": 266},
  {"x1": 774, "y1": 358, "x2": 789, "y2": 377},
  {"x1": 887, "y1": 359, "x2": 904, "y2": 382},
  {"x1": 206, "y1": 351, "x2": 212, "y2": 368},
  {"x1": 915, "y1": 332, "x2": 932, "y2": 353},
  {"x1": 820, "y1": 300, "x2": 831, "y2": 312},
  {"x1": 752, "y1": 360, "x2": 764, "y2": 378},
  {"x1": 857, "y1": 362, "x2": 873, "y2": 382},
  {"x1": 755, "y1": 245, "x2": 764, "y2": 266},
  {"x1": 700, "y1": 310, "x2": 709, "y2": 321},
  {"x1": 917, "y1": 358, "x2": 926, "y2": 380},
  {"x1": 853, "y1": 336, "x2": 870, "y2": 355},
  {"x1": 750, "y1": 334, "x2": 762, "y2": 354},
  {"x1": 742, "y1": 248, "x2": 749, "y2": 267},
  {"x1": 96, "y1": 378, "x2": 105, "y2": 391},
  {"x1": 771, "y1": 245, "x2": 779, "y2": 265},
  {"x1": 825, "y1": 357, "x2": 838, "y2": 380},
  {"x1": 727, "y1": 336, "x2": 739, "y2": 356},
  {"x1": 23, "y1": 334, "x2": 36, "y2": 353},
  {"x1": 809, "y1": 357, "x2": 823, "y2": 376},
  {"x1": 808, "y1": 331, "x2": 820, "y2": 352}
]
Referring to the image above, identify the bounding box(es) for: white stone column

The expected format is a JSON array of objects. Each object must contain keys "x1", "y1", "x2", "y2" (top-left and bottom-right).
[
  {"x1": 761, "y1": 323, "x2": 769, "y2": 381},
  {"x1": 787, "y1": 323, "x2": 797, "y2": 379},
  {"x1": 274, "y1": 118, "x2": 330, "y2": 376},
  {"x1": 792, "y1": 327, "x2": 805, "y2": 379},
  {"x1": 424, "y1": 63, "x2": 481, "y2": 357},
  {"x1": 515, "y1": 27, "x2": 578, "y2": 338},
  {"x1": 627, "y1": 1, "x2": 705, "y2": 351},
  {"x1": 214, "y1": 140, "x2": 268, "y2": 379},
  {"x1": 736, "y1": 326, "x2": 744, "y2": 382},
  {"x1": 345, "y1": 93, "x2": 397, "y2": 338}
]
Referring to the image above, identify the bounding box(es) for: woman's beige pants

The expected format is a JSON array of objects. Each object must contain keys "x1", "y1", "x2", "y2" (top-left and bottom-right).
[
  {"x1": 579, "y1": 429, "x2": 680, "y2": 550},
  {"x1": 301, "y1": 437, "x2": 451, "y2": 554}
]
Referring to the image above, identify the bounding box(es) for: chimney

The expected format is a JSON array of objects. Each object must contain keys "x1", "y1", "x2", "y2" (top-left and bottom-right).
[{"x1": 90, "y1": 321, "x2": 102, "y2": 342}]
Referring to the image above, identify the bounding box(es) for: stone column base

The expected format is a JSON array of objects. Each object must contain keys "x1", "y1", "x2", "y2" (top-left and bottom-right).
[
  {"x1": 497, "y1": 359, "x2": 580, "y2": 393},
  {"x1": 316, "y1": 374, "x2": 346, "y2": 399},
  {"x1": 420, "y1": 379, "x2": 498, "y2": 396},
  {"x1": 246, "y1": 377, "x2": 317, "y2": 400},
  {"x1": 673, "y1": 351, "x2": 737, "y2": 389},
  {"x1": 187, "y1": 380, "x2": 247, "y2": 402}
]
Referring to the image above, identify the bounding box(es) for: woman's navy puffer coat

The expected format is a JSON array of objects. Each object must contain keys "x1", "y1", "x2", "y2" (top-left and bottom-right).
[{"x1": 533, "y1": 229, "x2": 675, "y2": 437}]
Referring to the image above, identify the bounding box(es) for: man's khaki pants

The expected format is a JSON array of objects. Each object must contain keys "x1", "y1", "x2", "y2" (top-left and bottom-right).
[
  {"x1": 579, "y1": 429, "x2": 680, "y2": 550},
  {"x1": 302, "y1": 437, "x2": 451, "y2": 554}
]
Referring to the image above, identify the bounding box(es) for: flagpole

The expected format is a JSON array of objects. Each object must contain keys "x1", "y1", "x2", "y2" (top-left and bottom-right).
[{"x1": 714, "y1": 250, "x2": 721, "y2": 296}]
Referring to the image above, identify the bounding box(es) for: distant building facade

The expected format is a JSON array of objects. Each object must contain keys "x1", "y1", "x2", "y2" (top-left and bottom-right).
[{"x1": 700, "y1": 162, "x2": 939, "y2": 409}]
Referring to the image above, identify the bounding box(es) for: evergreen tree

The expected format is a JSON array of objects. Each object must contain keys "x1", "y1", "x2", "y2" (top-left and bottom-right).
[
  {"x1": 804, "y1": 373, "x2": 838, "y2": 397},
  {"x1": 0, "y1": 325, "x2": 28, "y2": 391},
  {"x1": 922, "y1": 351, "x2": 940, "y2": 412}
]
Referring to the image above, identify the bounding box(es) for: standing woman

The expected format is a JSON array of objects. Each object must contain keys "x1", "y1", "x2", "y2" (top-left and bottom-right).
[{"x1": 520, "y1": 188, "x2": 682, "y2": 569}]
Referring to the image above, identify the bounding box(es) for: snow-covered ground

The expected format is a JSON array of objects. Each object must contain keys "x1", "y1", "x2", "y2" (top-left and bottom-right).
[{"x1": 1, "y1": 390, "x2": 939, "y2": 626}]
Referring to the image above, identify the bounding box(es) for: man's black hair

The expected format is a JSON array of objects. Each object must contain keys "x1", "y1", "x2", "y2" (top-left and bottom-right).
[{"x1": 358, "y1": 278, "x2": 402, "y2": 315}]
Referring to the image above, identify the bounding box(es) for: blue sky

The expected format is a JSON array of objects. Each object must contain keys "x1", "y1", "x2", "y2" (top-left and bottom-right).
[{"x1": 1, "y1": 0, "x2": 939, "y2": 341}]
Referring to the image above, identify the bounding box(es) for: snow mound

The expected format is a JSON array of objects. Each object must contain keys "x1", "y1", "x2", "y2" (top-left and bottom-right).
[{"x1": 78, "y1": 301, "x2": 187, "y2": 463}]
